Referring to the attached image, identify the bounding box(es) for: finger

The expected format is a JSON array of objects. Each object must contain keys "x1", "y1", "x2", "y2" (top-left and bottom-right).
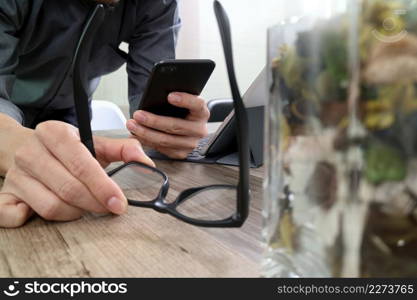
[
  {"x1": 167, "y1": 93, "x2": 210, "y2": 121},
  {"x1": 132, "y1": 111, "x2": 208, "y2": 138},
  {"x1": 126, "y1": 121, "x2": 198, "y2": 151},
  {"x1": 0, "y1": 193, "x2": 32, "y2": 228},
  {"x1": 35, "y1": 122, "x2": 127, "y2": 215},
  {"x1": 94, "y1": 136, "x2": 155, "y2": 168},
  {"x1": 4, "y1": 170, "x2": 83, "y2": 222},
  {"x1": 14, "y1": 138, "x2": 108, "y2": 214}
]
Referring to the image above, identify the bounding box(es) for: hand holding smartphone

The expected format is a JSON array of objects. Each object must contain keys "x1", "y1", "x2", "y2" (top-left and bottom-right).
[{"x1": 138, "y1": 59, "x2": 216, "y2": 119}]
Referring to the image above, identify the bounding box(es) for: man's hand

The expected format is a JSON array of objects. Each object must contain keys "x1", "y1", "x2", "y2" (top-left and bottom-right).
[
  {"x1": 0, "y1": 121, "x2": 154, "y2": 228},
  {"x1": 127, "y1": 92, "x2": 210, "y2": 159}
]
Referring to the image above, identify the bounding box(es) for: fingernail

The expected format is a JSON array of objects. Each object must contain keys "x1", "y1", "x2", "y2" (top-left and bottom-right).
[
  {"x1": 127, "y1": 121, "x2": 137, "y2": 132},
  {"x1": 107, "y1": 197, "x2": 126, "y2": 215},
  {"x1": 136, "y1": 111, "x2": 147, "y2": 123},
  {"x1": 168, "y1": 93, "x2": 182, "y2": 104}
]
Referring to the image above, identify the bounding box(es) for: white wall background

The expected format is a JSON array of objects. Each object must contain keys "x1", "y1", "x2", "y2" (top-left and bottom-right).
[{"x1": 94, "y1": 0, "x2": 284, "y2": 110}]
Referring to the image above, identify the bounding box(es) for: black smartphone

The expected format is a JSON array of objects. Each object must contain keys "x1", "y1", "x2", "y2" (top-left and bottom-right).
[{"x1": 138, "y1": 59, "x2": 216, "y2": 118}]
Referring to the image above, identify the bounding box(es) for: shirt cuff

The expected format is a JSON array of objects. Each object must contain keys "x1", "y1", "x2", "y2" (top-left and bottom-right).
[{"x1": 0, "y1": 98, "x2": 24, "y2": 125}]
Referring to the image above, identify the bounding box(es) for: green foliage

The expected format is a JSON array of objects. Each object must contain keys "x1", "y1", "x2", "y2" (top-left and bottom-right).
[
  {"x1": 365, "y1": 141, "x2": 407, "y2": 184},
  {"x1": 275, "y1": 0, "x2": 417, "y2": 187},
  {"x1": 281, "y1": 26, "x2": 349, "y2": 103},
  {"x1": 279, "y1": 47, "x2": 306, "y2": 93},
  {"x1": 320, "y1": 30, "x2": 349, "y2": 86}
]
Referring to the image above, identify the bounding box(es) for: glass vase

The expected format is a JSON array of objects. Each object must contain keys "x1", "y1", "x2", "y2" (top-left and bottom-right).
[{"x1": 263, "y1": 0, "x2": 417, "y2": 278}]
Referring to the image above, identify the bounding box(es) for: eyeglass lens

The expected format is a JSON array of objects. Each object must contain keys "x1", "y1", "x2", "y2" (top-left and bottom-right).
[
  {"x1": 175, "y1": 186, "x2": 238, "y2": 221},
  {"x1": 110, "y1": 164, "x2": 238, "y2": 222},
  {"x1": 110, "y1": 164, "x2": 165, "y2": 201}
]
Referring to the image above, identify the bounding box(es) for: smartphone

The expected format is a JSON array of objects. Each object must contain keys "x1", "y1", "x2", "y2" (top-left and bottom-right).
[{"x1": 138, "y1": 59, "x2": 216, "y2": 118}]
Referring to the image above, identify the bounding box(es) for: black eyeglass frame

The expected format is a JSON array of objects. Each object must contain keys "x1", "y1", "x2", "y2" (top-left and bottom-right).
[
  {"x1": 71, "y1": 1, "x2": 250, "y2": 228},
  {"x1": 106, "y1": 161, "x2": 239, "y2": 227}
]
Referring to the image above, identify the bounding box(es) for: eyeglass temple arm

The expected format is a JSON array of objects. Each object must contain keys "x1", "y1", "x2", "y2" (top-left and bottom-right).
[
  {"x1": 72, "y1": 4, "x2": 106, "y2": 158},
  {"x1": 214, "y1": 0, "x2": 250, "y2": 221}
]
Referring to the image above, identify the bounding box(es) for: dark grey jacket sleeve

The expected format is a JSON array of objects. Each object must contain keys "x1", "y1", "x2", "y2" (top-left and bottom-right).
[
  {"x1": 0, "y1": 0, "x2": 29, "y2": 123},
  {"x1": 126, "y1": 0, "x2": 181, "y2": 117}
]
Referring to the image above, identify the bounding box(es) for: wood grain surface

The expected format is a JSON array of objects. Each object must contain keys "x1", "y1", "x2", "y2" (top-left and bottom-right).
[{"x1": 0, "y1": 130, "x2": 264, "y2": 278}]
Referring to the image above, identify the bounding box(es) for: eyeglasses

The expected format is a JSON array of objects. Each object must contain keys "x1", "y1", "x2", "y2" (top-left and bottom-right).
[{"x1": 71, "y1": 1, "x2": 250, "y2": 227}]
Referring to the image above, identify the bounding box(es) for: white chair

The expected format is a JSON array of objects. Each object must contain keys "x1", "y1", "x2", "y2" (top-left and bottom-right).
[{"x1": 91, "y1": 100, "x2": 127, "y2": 131}]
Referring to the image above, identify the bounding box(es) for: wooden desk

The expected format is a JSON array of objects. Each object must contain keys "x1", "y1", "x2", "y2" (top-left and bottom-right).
[{"x1": 0, "y1": 130, "x2": 264, "y2": 277}]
